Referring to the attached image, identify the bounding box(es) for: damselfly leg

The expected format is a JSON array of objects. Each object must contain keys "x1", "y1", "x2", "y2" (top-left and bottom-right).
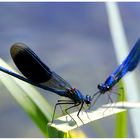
[
  {"x1": 51, "y1": 100, "x2": 75, "y2": 124},
  {"x1": 51, "y1": 99, "x2": 87, "y2": 126}
]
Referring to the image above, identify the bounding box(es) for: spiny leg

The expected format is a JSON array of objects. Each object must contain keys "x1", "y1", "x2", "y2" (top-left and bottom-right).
[
  {"x1": 58, "y1": 100, "x2": 75, "y2": 122},
  {"x1": 77, "y1": 101, "x2": 85, "y2": 124},
  {"x1": 54, "y1": 100, "x2": 80, "y2": 126},
  {"x1": 107, "y1": 92, "x2": 113, "y2": 103},
  {"x1": 58, "y1": 100, "x2": 74, "y2": 114},
  {"x1": 107, "y1": 92, "x2": 118, "y2": 113},
  {"x1": 76, "y1": 103, "x2": 84, "y2": 115},
  {"x1": 88, "y1": 93, "x2": 102, "y2": 110},
  {"x1": 103, "y1": 92, "x2": 114, "y2": 115},
  {"x1": 58, "y1": 104, "x2": 65, "y2": 116},
  {"x1": 111, "y1": 91, "x2": 121, "y2": 106},
  {"x1": 110, "y1": 92, "x2": 119, "y2": 109},
  {"x1": 65, "y1": 102, "x2": 81, "y2": 126},
  {"x1": 111, "y1": 91, "x2": 125, "y2": 108},
  {"x1": 75, "y1": 103, "x2": 91, "y2": 121},
  {"x1": 58, "y1": 102, "x2": 77, "y2": 125},
  {"x1": 51, "y1": 102, "x2": 60, "y2": 124},
  {"x1": 51, "y1": 100, "x2": 74, "y2": 124},
  {"x1": 110, "y1": 86, "x2": 125, "y2": 108},
  {"x1": 111, "y1": 87, "x2": 124, "y2": 101},
  {"x1": 82, "y1": 105, "x2": 91, "y2": 121}
]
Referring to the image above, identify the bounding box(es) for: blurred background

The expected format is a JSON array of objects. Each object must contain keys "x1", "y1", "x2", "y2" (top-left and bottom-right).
[{"x1": 0, "y1": 2, "x2": 140, "y2": 137}]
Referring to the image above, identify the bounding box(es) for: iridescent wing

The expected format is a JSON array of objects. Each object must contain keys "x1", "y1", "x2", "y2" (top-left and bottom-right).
[
  {"x1": 104, "y1": 38, "x2": 140, "y2": 88},
  {"x1": 10, "y1": 43, "x2": 72, "y2": 96}
]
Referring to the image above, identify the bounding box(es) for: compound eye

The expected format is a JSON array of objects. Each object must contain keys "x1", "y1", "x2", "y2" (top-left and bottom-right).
[
  {"x1": 97, "y1": 83, "x2": 103, "y2": 89},
  {"x1": 86, "y1": 95, "x2": 92, "y2": 104},
  {"x1": 97, "y1": 84, "x2": 100, "y2": 89}
]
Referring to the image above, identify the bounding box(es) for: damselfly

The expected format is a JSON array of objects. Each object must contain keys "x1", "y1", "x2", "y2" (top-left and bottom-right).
[
  {"x1": 92, "y1": 38, "x2": 140, "y2": 106},
  {"x1": 0, "y1": 43, "x2": 92, "y2": 124}
]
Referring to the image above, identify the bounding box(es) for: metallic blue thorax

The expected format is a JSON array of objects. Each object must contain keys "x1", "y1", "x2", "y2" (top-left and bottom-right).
[{"x1": 68, "y1": 88, "x2": 91, "y2": 104}]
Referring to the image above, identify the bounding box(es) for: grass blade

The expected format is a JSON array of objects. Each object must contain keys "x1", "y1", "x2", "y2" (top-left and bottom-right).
[
  {"x1": 0, "y1": 58, "x2": 52, "y2": 137},
  {"x1": 115, "y1": 81, "x2": 127, "y2": 138}
]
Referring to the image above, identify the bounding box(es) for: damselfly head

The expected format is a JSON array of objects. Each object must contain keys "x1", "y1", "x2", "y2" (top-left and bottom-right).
[
  {"x1": 84, "y1": 95, "x2": 92, "y2": 104},
  {"x1": 97, "y1": 83, "x2": 109, "y2": 93}
]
